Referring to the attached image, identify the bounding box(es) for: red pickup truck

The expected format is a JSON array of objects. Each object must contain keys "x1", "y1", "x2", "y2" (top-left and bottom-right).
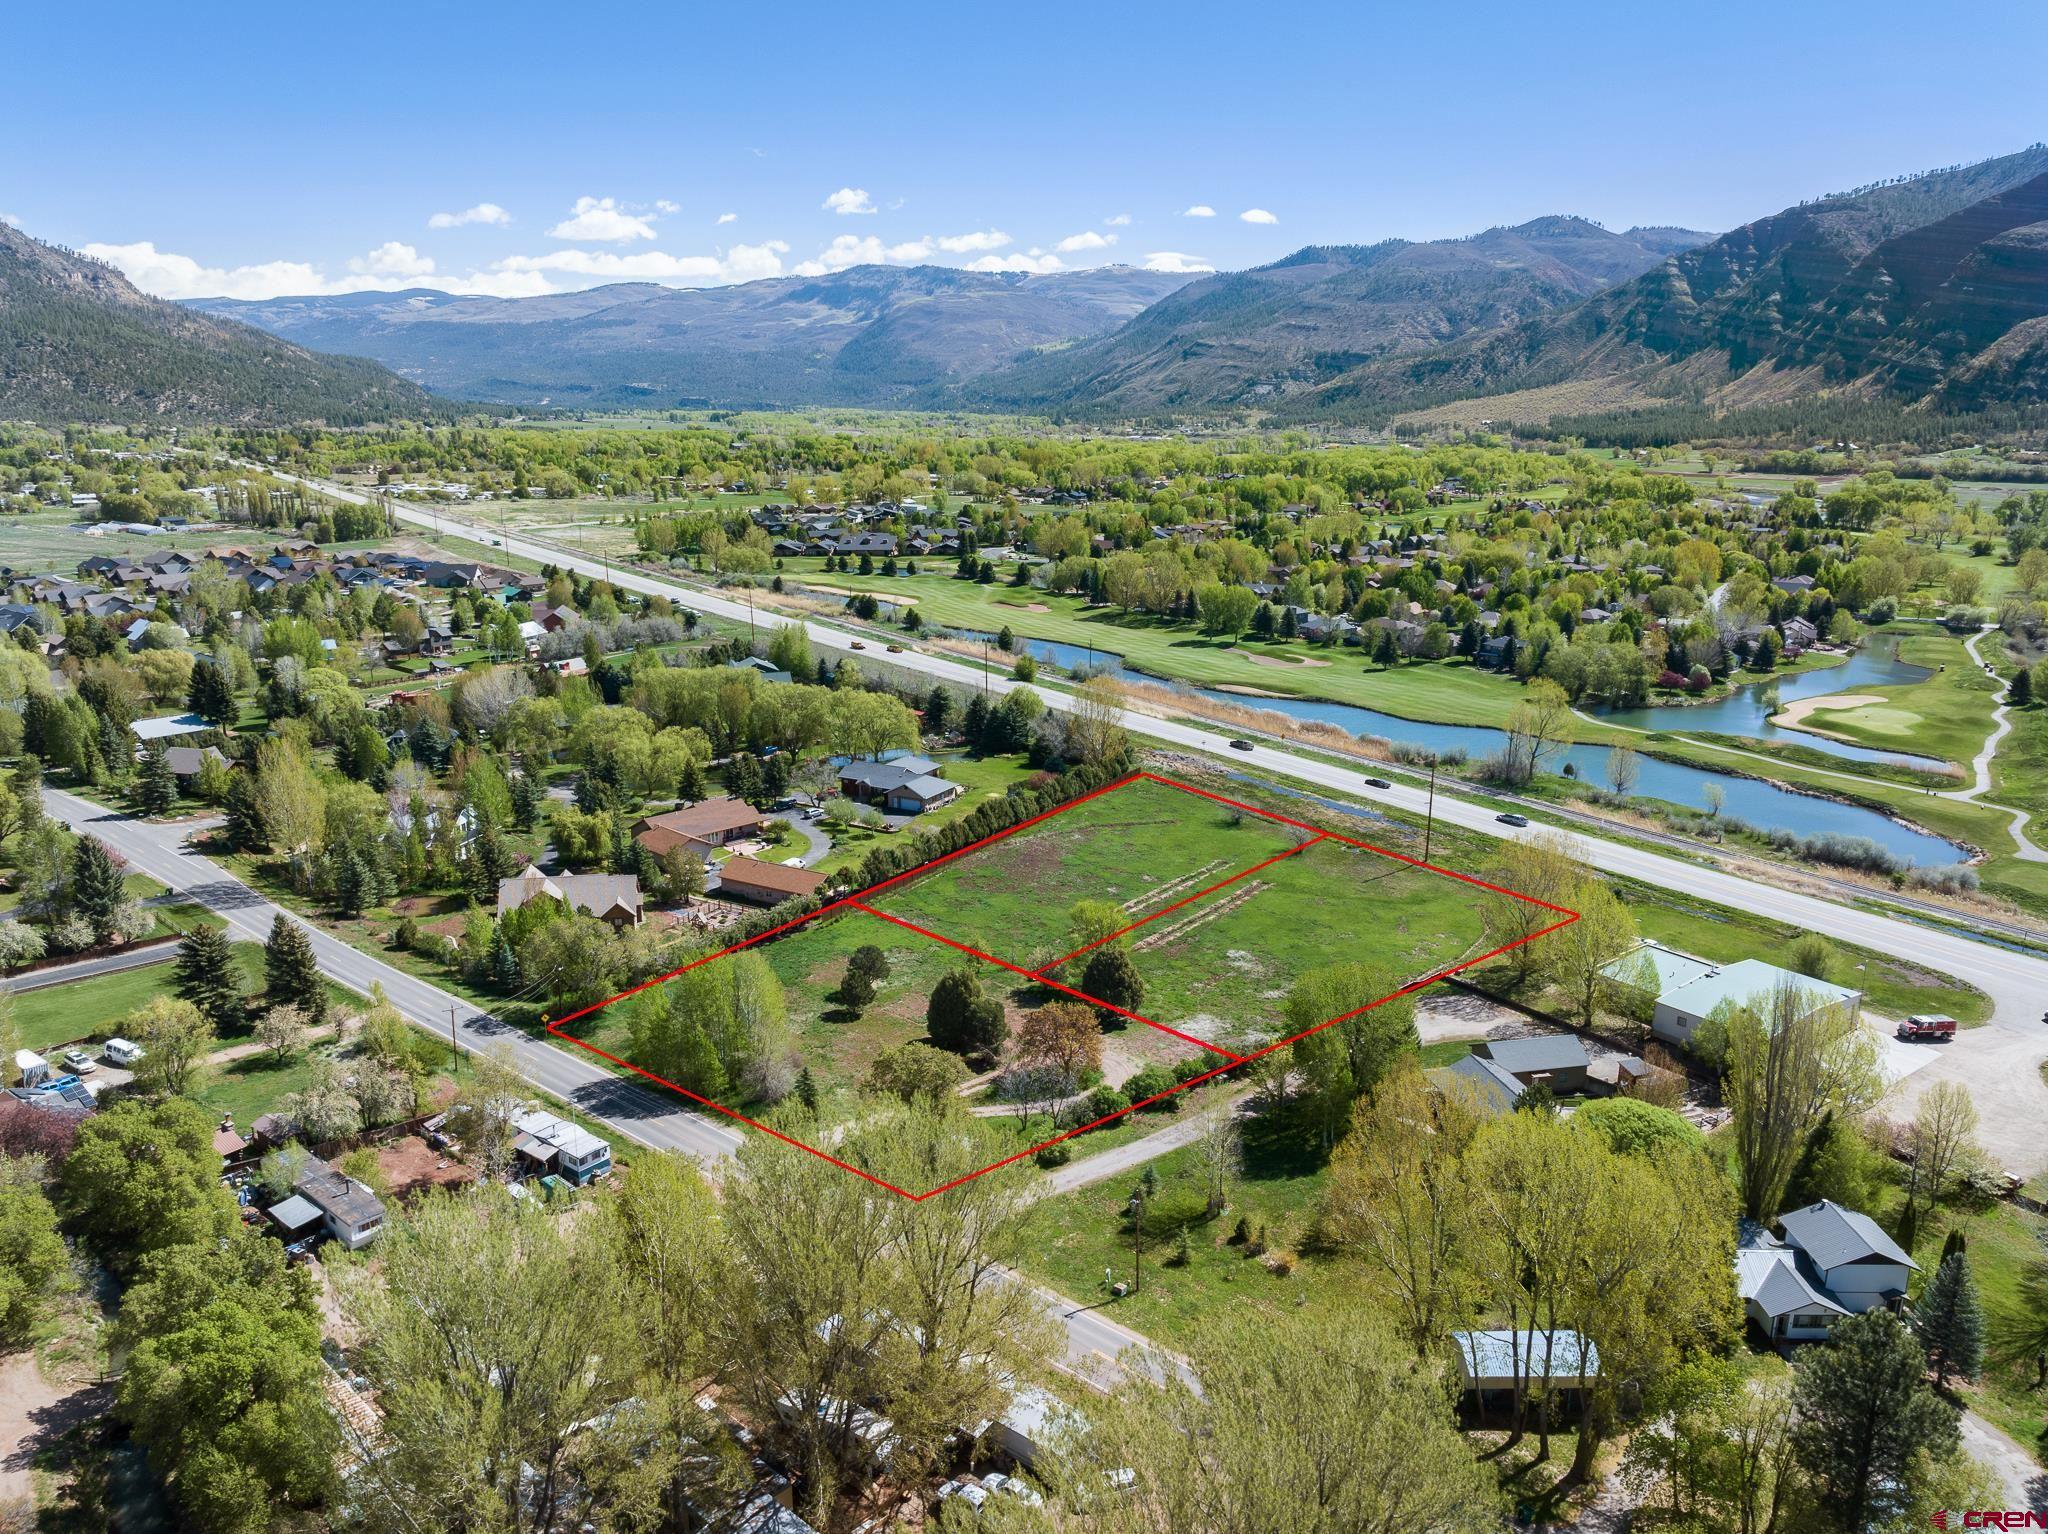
[{"x1": 1895, "y1": 1014, "x2": 1957, "y2": 1042}]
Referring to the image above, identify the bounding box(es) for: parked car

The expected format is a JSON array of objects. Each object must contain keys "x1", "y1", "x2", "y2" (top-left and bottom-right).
[
  {"x1": 982, "y1": 1473, "x2": 1043, "y2": 1507},
  {"x1": 850, "y1": 640, "x2": 866, "y2": 650},
  {"x1": 1496, "y1": 812, "x2": 1530, "y2": 828},
  {"x1": 1228, "y1": 738, "x2": 1254, "y2": 752},
  {"x1": 937, "y1": 1481, "x2": 988, "y2": 1512},
  {"x1": 60, "y1": 1048, "x2": 97, "y2": 1074},
  {"x1": 102, "y1": 1037, "x2": 144, "y2": 1065},
  {"x1": 1364, "y1": 776, "x2": 1392, "y2": 789},
  {"x1": 1895, "y1": 1014, "x2": 1957, "y2": 1042}
]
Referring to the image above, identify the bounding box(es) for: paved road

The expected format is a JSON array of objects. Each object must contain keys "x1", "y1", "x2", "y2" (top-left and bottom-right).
[
  {"x1": 44, "y1": 787, "x2": 744, "y2": 1164},
  {"x1": 0, "y1": 938, "x2": 179, "y2": 992}
]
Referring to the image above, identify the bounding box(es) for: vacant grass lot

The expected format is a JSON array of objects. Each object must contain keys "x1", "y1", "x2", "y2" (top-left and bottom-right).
[
  {"x1": 1110, "y1": 838, "x2": 1496, "y2": 1051},
  {"x1": 866, "y1": 775, "x2": 1307, "y2": 968}
]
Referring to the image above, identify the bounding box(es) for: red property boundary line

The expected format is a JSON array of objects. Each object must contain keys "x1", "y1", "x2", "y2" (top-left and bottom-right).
[{"x1": 545, "y1": 770, "x2": 1578, "y2": 1199}]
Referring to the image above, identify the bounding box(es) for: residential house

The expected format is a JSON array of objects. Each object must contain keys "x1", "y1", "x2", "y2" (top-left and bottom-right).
[
  {"x1": 162, "y1": 745, "x2": 230, "y2": 781},
  {"x1": 1773, "y1": 575, "x2": 1817, "y2": 595},
  {"x1": 730, "y1": 655, "x2": 792, "y2": 684},
  {"x1": 1451, "y1": 1330, "x2": 1600, "y2": 1419},
  {"x1": 1781, "y1": 616, "x2": 1818, "y2": 650},
  {"x1": 496, "y1": 867, "x2": 644, "y2": 927},
  {"x1": 715, "y1": 856, "x2": 826, "y2": 906},
  {"x1": 636, "y1": 798, "x2": 768, "y2": 857},
  {"x1": 1601, "y1": 942, "x2": 1863, "y2": 1049},
  {"x1": 838, "y1": 755, "x2": 961, "y2": 814},
  {"x1": 131, "y1": 712, "x2": 211, "y2": 743},
  {"x1": 287, "y1": 1155, "x2": 386, "y2": 1250},
  {"x1": 1471, "y1": 1035, "x2": 1591, "y2": 1095},
  {"x1": 1426, "y1": 1051, "x2": 1526, "y2": 1114},
  {"x1": 1737, "y1": 1200, "x2": 1917, "y2": 1341},
  {"x1": 511, "y1": 1107, "x2": 613, "y2": 1185}
]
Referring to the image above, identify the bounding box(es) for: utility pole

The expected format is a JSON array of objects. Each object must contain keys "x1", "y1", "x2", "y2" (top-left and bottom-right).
[
  {"x1": 1128, "y1": 1188, "x2": 1146, "y2": 1295},
  {"x1": 450, "y1": 1004, "x2": 460, "y2": 1071},
  {"x1": 981, "y1": 638, "x2": 991, "y2": 697},
  {"x1": 1423, "y1": 756, "x2": 1438, "y2": 863}
]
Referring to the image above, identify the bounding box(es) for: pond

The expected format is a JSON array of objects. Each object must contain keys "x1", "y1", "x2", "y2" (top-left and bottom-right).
[{"x1": 940, "y1": 624, "x2": 1966, "y2": 867}]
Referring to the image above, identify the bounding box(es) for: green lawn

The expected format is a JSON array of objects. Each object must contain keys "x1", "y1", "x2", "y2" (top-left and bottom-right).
[
  {"x1": 1775, "y1": 631, "x2": 1997, "y2": 767},
  {"x1": 867, "y1": 774, "x2": 1305, "y2": 968},
  {"x1": 809, "y1": 750, "x2": 1040, "y2": 878},
  {"x1": 1109, "y1": 837, "x2": 1493, "y2": 1051},
  {"x1": 1015, "y1": 1120, "x2": 1340, "y2": 1354},
  {"x1": 11, "y1": 940, "x2": 356, "y2": 1054}
]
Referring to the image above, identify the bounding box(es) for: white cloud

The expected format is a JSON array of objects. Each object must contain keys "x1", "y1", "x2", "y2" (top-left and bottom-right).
[
  {"x1": 716, "y1": 212, "x2": 738, "y2": 225},
  {"x1": 967, "y1": 249, "x2": 1064, "y2": 275},
  {"x1": 1, "y1": 212, "x2": 23, "y2": 228},
  {"x1": 1142, "y1": 250, "x2": 1215, "y2": 274},
  {"x1": 1055, "y1": 230, "x2": 1116, "y2": 253},
  {"x1": 654, "y1": 199, "x2": 682, "y2": 214},
  {"x1": 547, "y1": 196, "x2": 658, "y2": 242},
  {"x1": 1106, "y1": 213, "x2": 1131, "y2": 227},
  {"x1": 1181, "y1": 205, "x2": 1216, "y2": 218},
  {"x1": 427, "y1": 202, "x2": 510, "y2": 229},
  {"x1": 935, "y1": 229, "x2": 1011, "y2": 254},
  {"x1": 497, "y1": 240, "x2": 790, "y2": 286},
  {"x1": 348, "y1": 241, "x2": 435, "y2": 279},
  {"x1": 81, "y1": 239, "x2": 541, "y2": 300},
  {"x1": 1239, "y1": 207, "x2": 1278, "y2": 225},
  {"x1": 822, "y1": 187, "x2": 877, "y2": 216}
]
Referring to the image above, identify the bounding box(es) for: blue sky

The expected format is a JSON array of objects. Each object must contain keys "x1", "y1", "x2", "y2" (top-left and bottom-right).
[{"x1": 7, "y1": 0, "x2": 2046, "y2": 301}]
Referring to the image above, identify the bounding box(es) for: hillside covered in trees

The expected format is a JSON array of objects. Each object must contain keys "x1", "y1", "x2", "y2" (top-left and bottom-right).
[{"x1": 0, "y1": 221, "x2": 439, "y2": 426}]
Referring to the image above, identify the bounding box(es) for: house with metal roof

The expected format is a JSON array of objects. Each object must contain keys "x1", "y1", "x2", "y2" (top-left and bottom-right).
[
  {"x1": 1426, "y1": 1052, "x2": 1526, "y2": 1114},
  {"x1": 838, "y1": 755, "x2": 961, "y2": 814},
  {"x1": 1600, "y1": 942, "x2": 1862, "y2": 1049},
  {"x1": 496, "y1": 867, "x2": 644, "y2": 928},
  {"x1": 511, "y1": 1107, "x2": 612, "y2": 1186},
  {"x1": 1736, "y1": 1201, "x2": 1916, "y2": 1341},
  {"x1": 1451, "y1": 1329, "x2": 1600, "y2": 1418}
]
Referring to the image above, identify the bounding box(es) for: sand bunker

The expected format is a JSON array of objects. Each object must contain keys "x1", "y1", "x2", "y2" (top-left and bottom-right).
[
  {"x1": 1770, "y1": 693, "x2": 1885, "y2": 731},
  {"x1": 1243, "y1": 651, "x2": 1331, "y2": 669}
]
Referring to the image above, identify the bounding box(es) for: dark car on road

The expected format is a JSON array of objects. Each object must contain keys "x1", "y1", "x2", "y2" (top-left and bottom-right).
[
  {"x1": 1496, "y1": 812, "x2": 1530, "y2": 828},
  {"x1": 1228, "y1": 739, "x2": 1254, "y2": 751}
]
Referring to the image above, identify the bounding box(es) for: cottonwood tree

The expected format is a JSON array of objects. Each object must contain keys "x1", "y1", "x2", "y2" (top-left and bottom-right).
[
  {"x1": 60, "y1": 1098, "x2": 237, "y2": 1276},
  {"x1": 1902, "y1": 1080, "x2": 1979, "y2": 1228},
  {"x1": 126, "y1": 996, "x2": 216, "y2": 1098},
  {"x1": 1478, "y1": 834, "x2": 1577, "y2": 983},
  {"x1": 255, "y1": 1003, "x2": 310, "y2": 1064},
  {"x1": 342, "y1": 1185, "x2": 647, "y2": 1534},
  {"x1": 1067, "y1": 675, "x2": 1131, "y2": 766},
  {"x1": 1725, "y1": 983, "x2": 1881, "y2": 1219},
  {"x1": 599, "y1": 1152, "x2": 754, "y2": 1528},
  {"x1": 1539, "y1": 878, "x2": 1639, "y2": 1030},
  {"x1": 0, "y1": 1159, "x2": 67, "y2": 1347},
  {"x1": 1604, "y1": 741, "x2": 1640, "y2": 796},
  {"x1": 1286, "y1": 962, "x2": 1418, "y2": 1148},
  {"x1": 1499, "y1": 678, "x2": 1574, "y2": 784},
  {"x1": 445, "y1": 1043, "x2": 528, "y2": 1179},
  {"x1": 864, "y1": 1042, "x2": 968, "y2": 1107},
  {"x1": 1322, "y1": 1065, "x2": 1481, "y2": 1356},
  {"x1": 1043, "y1": 1305, "x2": 1493, "y2": 1534}
]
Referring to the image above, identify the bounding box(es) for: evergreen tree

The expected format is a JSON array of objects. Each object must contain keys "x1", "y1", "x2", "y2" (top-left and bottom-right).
[
  {"x1": 71, "y1": 835, "x2": 127, "y2": 943},
  {"x1": 467, "y1": 826, "x2": 514, "y2": 901},
  {"x1": 1792, "y1": 1309, "x2": 1959, "y2": 1531},
  {"x1": 511, "y1": 771, "x2": 540, "y2": 831},
  {"x1": 925, "y1": 966, "x2": 1007, "y2": 1061},
  {"x1": 962, "y1": 694, "x2": 991, "y2": 753},
  {"x1": 727, "y1": 754, "x2": 767, "y2": 807},
  {"x1": 332, "y1": 849, "x2": 369, "y2": 917},
  {"x1": 924, "y1": 685, "x2": 953, "y2": 737},
  {"x1": 1081, "y1": 945, "x2": 1146, "y2": 1018},
  {"x1": 794, "y1": 1065, "x2": 819, "y2": 1114},
  {"x1": 1917, "y1": 1251, "x2": 1986, "y2": 1385},
  {"x1": 676, "y1": 756, "x2": 707, "y2": 803},
  {"x1": 489, "y1": 927, "x2": 522, "y2": 993},
  {"x1": 186, "y1": 660, "x2": 239, "y2": 729},
  {"x1": 134, "y1": 740, "x2": 178, "y2": 816},
  {"x1": 263, "y1": 916, "x2": 326, "y2": 1024},
  {"x1": 172, "y1": 924, "x2": 245, "y2": 1035},
  {"x1": 2010, "y1": 667, "x2": 2033, "y2": 707},
  {"x1": 222, "y1": 769, "x2": 265, "y2": 851}
]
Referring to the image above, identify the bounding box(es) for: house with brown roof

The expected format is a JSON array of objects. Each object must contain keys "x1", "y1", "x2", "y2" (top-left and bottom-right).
[
  {"x1": 635, "y1": 798, "x2": 768, "y2": 857},
  {"x1": 715, "y1": 857, "x2": 826, "y2": 906},
  {"x1": 496, "y1": 866, "x2": 644, "y2": 927}
]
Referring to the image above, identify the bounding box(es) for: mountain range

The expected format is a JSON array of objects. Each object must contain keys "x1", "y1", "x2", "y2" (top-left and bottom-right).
[
  {"x1": 1286, "y1": 143, "x2": 2048, "y2": 425},
  {"x1": 0, "y1": 220, "x2": 435, "y2": 425},
  {"x1": 190, "y1": 266, "x2": 1198, "y2": 411},
  {"x1": 10, "y1": 145, "x2": 2048, "y2": 428}
]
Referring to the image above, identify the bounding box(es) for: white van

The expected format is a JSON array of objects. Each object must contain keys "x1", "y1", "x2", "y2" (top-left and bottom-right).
[{"x1": 103, "y1": 1037, "x2": 145, "y2": 1066}]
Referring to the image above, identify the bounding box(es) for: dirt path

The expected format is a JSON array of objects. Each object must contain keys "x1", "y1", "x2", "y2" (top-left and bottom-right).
[
  {"x1": 0, "y1": 1349, "x2": 103, "y2": 1513},
  {"x1": 206, "y1": 1022, "x2": 339, "y2": 1067}
]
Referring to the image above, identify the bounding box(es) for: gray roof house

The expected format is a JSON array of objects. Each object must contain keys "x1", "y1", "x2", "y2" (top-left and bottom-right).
[
  {"x1": 289, "y1": 1156, "x2": 386, "y2": 1250},
  {"x1": 1737, "y1": 1201, "x2": 1916, "y2": 1341},
  {"x1": 1473, "y1": 1035, "x2": 1591, "y2": 1094},
  {"x1": 1427, "y1": 1052, "x2": 1526, "y2": 1114},
  {"x1": 1452, "y1": 1329, "x2": 1600, "y2": 1419}
]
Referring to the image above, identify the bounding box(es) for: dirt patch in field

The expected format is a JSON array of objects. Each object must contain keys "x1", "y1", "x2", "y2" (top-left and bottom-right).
[
  {"x1": 1242, "y1": 651, "x2": 1331, "y2": 669},
  {"x1": 376, "y1": 1134, "x2": 476, "y2": 1203},
  {"x1": 996, "y1": 601, "x2": 1051, "y2": 613}
]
